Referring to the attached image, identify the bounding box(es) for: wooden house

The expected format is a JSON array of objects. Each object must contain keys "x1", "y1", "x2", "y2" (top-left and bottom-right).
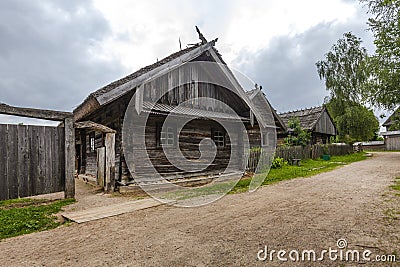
[
  {"x1": 73, "y1": 30, "x2": 273, "y2": 189},
  {"x1": 382, "y1": 107, "x2": 399, "y2": 131},
  {"x1": 279, "y1": 106, "x2": 337, "y2": 144}
]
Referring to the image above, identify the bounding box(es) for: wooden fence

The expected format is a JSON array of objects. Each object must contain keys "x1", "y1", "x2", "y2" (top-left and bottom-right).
[
  {"x1": 246, "y1": 144, "x2": 353, "y2": 172},
  {"x1": 0, "y1": 124, "x2": 66, "y2": 200},
  {"x1": 0, "y1": 103, "x2": 75, "y2": 200}
]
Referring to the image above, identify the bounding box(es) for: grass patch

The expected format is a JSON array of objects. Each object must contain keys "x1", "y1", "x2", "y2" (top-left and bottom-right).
[
  {"x1": 0, "y1": 198, "x2": 75, "y2": 240},
  {"x1": 390, "y1": 177, "x2": 400, "y2": 194},
  {"x1": 230, "y1": 152, "x2": 368, "y2": 194}
]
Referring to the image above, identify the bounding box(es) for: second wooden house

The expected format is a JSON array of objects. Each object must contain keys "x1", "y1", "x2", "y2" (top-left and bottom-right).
[{"x1": 279, "y1": 106, "x2": 337, "y2": 144}]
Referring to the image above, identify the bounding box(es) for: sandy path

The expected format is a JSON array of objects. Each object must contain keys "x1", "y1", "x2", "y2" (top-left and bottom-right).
[{"x1": 0, "y1": 152, "x2": 399, "y2": 266}]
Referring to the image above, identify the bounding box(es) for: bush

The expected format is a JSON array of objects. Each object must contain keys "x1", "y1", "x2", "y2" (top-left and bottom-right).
[{"x1": 272, "y1": 157, "x2": 286, "y2": 169}]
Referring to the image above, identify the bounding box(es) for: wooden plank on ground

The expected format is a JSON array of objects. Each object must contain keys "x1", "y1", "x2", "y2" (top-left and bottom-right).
[{"x1": 62, "y1": 198, "x2": 164, "y2": 223}]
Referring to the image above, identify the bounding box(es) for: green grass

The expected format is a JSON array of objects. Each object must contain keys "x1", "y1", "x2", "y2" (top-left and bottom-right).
[
  {"x1": 0, "y1": 198, "x2": 75, "y2": 240},
  {"x1": 390, "y1": 177, "x2": 400, "y2": 196},
  {"x1": 230, "y1": 152, "x2": 368, "y2": 194}
]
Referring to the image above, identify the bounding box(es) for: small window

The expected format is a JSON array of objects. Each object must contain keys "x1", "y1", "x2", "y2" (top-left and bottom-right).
[
  {"x1": 160, "y1": 126, "x2": 175, "y2": 147},
  {"x1": 213, "y1": 130, "x2": 225, "y2": 147}
]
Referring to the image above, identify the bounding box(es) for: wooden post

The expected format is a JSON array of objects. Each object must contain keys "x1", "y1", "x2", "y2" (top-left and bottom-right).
[
  {"x1": 64, "y1": 117, "x2": 75, "y2": 198},
  {"x1": 105, "y1": 133, "x2": 116, "y2": 192}
]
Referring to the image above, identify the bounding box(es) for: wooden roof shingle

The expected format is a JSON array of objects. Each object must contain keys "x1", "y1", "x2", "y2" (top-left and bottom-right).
[{"x1": 279, "y1": 106, "x2": 325, "y2": 131}]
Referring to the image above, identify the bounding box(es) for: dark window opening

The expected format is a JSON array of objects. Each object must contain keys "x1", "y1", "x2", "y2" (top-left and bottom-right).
[{"x1": 212, "y1": 130, "x2": 225, "y2": 147}]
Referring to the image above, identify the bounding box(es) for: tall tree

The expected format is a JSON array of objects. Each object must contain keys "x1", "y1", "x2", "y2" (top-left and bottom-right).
[
  {"x1": 316, "y1": 33, "x2": 379, "y2": 142},
  {"x1": 325, "y1": 98, "x2": 379, "y2": 142},
  {"x1": 360, "y1": 0, "x2": 400, "y2": 109},
  {"x1": 316, "y1": 32, "x2": 369, "y2": 103}
]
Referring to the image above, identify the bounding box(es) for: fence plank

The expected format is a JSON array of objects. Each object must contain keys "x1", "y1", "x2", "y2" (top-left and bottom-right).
[
  {"x1": 45, "y1": 127, "x2": 53, "y2": 194},
  {"x1": 28, "y1": 126, "x2": 38, "y2": 196},
  {"x1": 37, "y1": 126, "x2": 46, "y2": 195},
  {"x1": 0, "y1": 125, "x2": 8, "y2": 200},
  {"x1": 7, "y1": 125, "x2": 19, "y2": 199},
  {"x1": 0, "y1": 123, "x2": 69, "y2": 200},
  {"x1": 17, "y1": 125, "x2": 29, "y2": 197}
]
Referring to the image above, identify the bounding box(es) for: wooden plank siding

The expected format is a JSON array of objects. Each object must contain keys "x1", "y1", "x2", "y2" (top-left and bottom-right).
[
  {"x1": 314, "y1": 110, "x2": 336, "y2": 136},
  {"x1": 385, "y1": 135, "x2": 400, "y2": 150},
  {"x1": 0, "y1": 124, "x2": 66, "y2": 200}
]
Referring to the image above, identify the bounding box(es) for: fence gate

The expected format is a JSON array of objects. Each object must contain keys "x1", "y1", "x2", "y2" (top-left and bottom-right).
[{"x1": 0, "y1": 103, "x2": 75, "y2": 201}]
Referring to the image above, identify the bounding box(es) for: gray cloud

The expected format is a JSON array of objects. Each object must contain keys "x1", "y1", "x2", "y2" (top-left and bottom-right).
[
  {"x1": 0, "y1": 0, "x2": 126, "y2": 112},
  {"x1": 233, "y1": 7, "x2": 374, "y2": 113}
]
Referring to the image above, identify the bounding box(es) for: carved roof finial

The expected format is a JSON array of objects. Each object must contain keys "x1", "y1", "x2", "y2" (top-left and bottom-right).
[{"x1": 195, "y1": 26, "x2": 208, "y2": 44}]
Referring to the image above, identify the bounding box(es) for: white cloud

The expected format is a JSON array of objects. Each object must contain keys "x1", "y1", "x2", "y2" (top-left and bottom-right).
[{"x1": 92, "y1": 0, "x2": 359, "y2": 68}]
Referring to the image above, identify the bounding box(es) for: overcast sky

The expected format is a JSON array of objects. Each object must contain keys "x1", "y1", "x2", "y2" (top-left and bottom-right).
[{"x1": 0, "y1": 0, "x2": 383, "y2": 125}]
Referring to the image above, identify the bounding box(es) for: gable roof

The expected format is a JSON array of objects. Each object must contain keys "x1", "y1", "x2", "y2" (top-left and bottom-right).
[
  {"x1": 74, "y1": 40, "x2": 218, "y2": 120},
  {"x1": 73, "y1": 34, "x2": 274, "y2": 131},
  {"x1": 279, "y1": 106, "x2": 327, "y2": 131},
  {"x1": 245, "y1": 89, "x2": 287, "y2": 132},
  {"x1": 383, "y1": 107, "x2": 399, "y2": 128}
]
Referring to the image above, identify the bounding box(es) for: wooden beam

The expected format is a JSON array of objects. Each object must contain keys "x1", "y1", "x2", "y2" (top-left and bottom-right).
[
  {"x1": 0, "y1": 103, "x2": 72, "y2": 121},
  {"x1": 105, "y1": 133, "x2": 115, "y2": 192},
  {"x1": 64, "y1": 117, "x2": 75, "y2": 198},
  {"x1": 74, "y1": 121, "x2": 116, "y2": 133}
]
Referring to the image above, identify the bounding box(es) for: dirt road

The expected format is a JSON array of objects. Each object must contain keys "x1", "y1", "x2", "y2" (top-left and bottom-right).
[{"x1": 1, "y1": 152, "x2": 399, "y2": 266}]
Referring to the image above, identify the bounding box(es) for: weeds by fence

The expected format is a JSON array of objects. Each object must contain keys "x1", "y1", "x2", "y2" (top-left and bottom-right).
[{"x1": 246, "y1": 144, "x2": 353, "y2": 172}]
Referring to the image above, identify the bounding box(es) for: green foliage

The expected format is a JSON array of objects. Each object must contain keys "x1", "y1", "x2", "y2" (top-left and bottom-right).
[
  {"x1": 388, "y1": 109, "x2": 400, "y2": 131},
  {"x1": 0, "y1": 198, "x2": 75, "y2": 240},
  {"x1": 316, "y1": 1, "x2": 400, "y2": 109},
  {"x1": 360, "y1": 0, "x2": 400, "y2": 109},
  {"x1": 271, "y1": 157, "x2": 287, "y2": 169},
  {"x1": 316, "y1": 32, "x2": 369, "y2": 103},
  {"x1": 325, "y1": 98, "x2": 379, "y2": 142},
  {"x1": 284, "y1": 117, "x2": 311, "y2": 146}
]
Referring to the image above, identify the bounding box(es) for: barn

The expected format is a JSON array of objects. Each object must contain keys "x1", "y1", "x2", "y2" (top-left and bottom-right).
[
  {"x1": 279, "y1": 106, "x2": 337, "y2": 145},
  {"x1": 73, "y1": 30, "x2": 275, "y2": 191}
]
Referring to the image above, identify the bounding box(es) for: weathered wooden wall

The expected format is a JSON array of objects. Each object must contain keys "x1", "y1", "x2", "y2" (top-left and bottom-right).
[
  {"x1": 386, "y1": 135, "x2": 400, "y2": 150},
  {"x1": 315, "y1": 110, "x2": 336, "y2": 136},
  {"x1": 128, "y1": 114, "x2": 243, "y2": 181},
  {"x1": 0, "y1": 124, "x2": 65, "y2": 200}
]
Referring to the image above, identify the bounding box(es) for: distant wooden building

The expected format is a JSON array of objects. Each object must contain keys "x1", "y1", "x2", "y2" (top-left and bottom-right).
[
  {"x1": 73, "y1": 32, "x2": 273, "y2": 188},
  {"x1": 382, "y1": 107, "x2": 399, "y2": 131},
  {"x1": 382, "y1": 131, "x2": 400, "y2": 150},
  {"x1": 279, "y1": 106, "x2": 337, "y2": 144}
]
